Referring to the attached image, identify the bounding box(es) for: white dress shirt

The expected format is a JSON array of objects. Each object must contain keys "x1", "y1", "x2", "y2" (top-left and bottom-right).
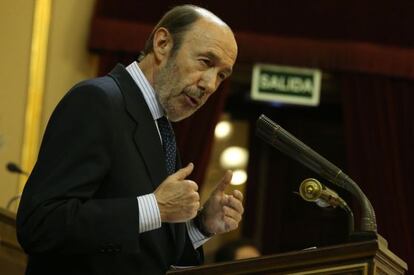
[{"x1": 126, "y1": 61, "x2": 210, "y2": 249}]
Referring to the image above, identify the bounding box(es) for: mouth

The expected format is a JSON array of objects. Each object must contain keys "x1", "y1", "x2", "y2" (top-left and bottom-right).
[{"x1": 184, "y1": 93, "x2": 200, "y2": 108}]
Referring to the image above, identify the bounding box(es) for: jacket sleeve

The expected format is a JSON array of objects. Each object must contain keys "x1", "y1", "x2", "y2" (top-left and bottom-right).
[
  {"x1": 16, "y1": 81, "x2": 140, "y2": 255},
  {"x1": 176, "y1": 232, "x2": 204, "y2": 266}
]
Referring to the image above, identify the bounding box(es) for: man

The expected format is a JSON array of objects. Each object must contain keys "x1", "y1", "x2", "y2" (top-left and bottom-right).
[{"x1": 16, "y1": 4, "x2": 243, "y2": 275}]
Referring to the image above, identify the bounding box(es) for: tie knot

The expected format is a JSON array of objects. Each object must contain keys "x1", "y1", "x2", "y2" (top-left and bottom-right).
[
  {"x1": 157, "y1": 117, "x2": 174, "y2": 138},
  {"x1": 157, "y1": 116, "x2": 170, "y2": 129}
]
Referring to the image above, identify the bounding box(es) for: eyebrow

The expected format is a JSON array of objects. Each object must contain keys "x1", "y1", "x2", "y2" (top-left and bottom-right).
[{"x1": 205, "y1": 51, "x2": 233, "y2": 76}]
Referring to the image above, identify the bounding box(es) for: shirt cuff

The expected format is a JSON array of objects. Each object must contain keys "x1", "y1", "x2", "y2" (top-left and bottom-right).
[
  {"x1": 186, "y1": 220, "x2": 211, "y2": 249},
  {"x1": 137, "y1": 194, "x2": 162, "y2": 233}
]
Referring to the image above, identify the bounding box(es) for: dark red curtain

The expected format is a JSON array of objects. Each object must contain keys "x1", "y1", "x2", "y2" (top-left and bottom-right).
[
  {"x1": 243, "y1": 73, "x2": 414, "y2": 271},
  {"x1": 243, "y1": 103, "x2": 350, "y2": 254},
  {"x1": 340, "y1": 73, "x2": 414, "y2": 267}
]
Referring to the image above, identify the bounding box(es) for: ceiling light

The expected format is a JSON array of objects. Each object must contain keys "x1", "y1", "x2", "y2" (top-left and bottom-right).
[
  {"x1": 231, "y1": 169, "x2": 247, "y2": 185},
  {"x1": 220, "y1": 146, "x2": 249, "y2": 168},
  {"x1": 215, "y1": 121, "x2": 232, "y2": 139}
]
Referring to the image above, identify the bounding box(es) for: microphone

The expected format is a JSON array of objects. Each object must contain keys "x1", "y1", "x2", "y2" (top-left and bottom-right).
[
  {"x1": 6, "y1": 162, "x2": 29, "y2": 176},
  {"x1": 299, "y1": 178, "x2": 345, "y2": 208},
  {"x1": 5, "y1": 162, "x2": 27, "y2": 210},
  {"x1": 256, "y1": 114, "x2": 377, "y2": 233},
  {"x1": 299, "y1": 178, "x2": 355, "y2": 233}
]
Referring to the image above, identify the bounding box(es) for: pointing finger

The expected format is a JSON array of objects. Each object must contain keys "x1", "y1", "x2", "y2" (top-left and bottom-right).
[{"x1": 214, "y1": 170, "x2": 233, "y2": 193}]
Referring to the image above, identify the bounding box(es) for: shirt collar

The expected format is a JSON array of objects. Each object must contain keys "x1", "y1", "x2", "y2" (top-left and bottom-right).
[{"x1": 125, "y1": 61, "x2": 164, "y2": 120}]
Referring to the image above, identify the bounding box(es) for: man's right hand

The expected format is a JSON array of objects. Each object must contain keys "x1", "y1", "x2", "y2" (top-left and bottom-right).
[{"x1": 154, "y1": 163, "x2": 200, "y2": 223}]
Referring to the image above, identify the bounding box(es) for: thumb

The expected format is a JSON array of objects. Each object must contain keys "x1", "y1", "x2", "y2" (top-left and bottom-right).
[
  {"x1": 214, "y1": 170, "x2": 233, "y2": 193},
  {"x1": 172, "y1": 162, "x2": 194, "y2": 180}
]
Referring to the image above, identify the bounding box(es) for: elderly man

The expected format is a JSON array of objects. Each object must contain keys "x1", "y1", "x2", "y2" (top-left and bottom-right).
[{"x1": 17, "y1": 4, "x2": 243, "y2": 275}]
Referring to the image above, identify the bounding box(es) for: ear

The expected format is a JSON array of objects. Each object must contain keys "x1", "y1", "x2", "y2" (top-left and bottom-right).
[{"x1": 152, "y1": 27, "x2": 173, "y2": 63}]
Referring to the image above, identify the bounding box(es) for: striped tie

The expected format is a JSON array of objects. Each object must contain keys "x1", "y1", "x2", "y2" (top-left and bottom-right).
[{"x1": 157, "y1": 116, "x2": 177, "y2": 175}]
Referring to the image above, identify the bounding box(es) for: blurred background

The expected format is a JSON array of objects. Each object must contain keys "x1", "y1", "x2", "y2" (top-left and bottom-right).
[{"x1": 0, "y1": 0, "x2": 413, "y2": 271}]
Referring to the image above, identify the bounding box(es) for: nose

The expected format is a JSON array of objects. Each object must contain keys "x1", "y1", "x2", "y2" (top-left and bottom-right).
[{"x1": 198, "y1": 69, "x2": 217, "y2": 95}]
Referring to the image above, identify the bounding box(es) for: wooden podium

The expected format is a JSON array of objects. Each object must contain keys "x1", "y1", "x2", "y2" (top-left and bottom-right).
[
  {"x1": 0, "y1": 207, "x2": 408, "y2": 274},
  {"x1": 168, "y1": 239, "x2": 408, "y2": 275},
  {"x1": 0, "y1": 208, "x2": 27, "y2": 275}
]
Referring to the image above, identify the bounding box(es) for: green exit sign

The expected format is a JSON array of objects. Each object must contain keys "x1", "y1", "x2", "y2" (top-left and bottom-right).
[{"x1": 251, "y1": 64, "x2": 322, "y2": 106}]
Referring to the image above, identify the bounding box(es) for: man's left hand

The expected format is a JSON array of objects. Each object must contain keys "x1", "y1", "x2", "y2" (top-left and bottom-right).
[{"x1": 199, "y1": 171, "x2": 244, "y2": 235}]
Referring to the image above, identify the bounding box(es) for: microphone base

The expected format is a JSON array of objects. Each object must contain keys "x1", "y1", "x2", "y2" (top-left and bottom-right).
[
  {"x1": 348, "y1": 232, "x2": 388, "y2": 248},
  {"x1": 348, "y1": 231, "x2": 378, "y2": 243}
]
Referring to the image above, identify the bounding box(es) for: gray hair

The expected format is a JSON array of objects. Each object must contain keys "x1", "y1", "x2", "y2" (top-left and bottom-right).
[{"x1": 138, "y1": 5, "x2": 202, "y2": 61}]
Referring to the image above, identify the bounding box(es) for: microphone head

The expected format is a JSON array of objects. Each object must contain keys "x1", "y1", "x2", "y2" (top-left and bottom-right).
[
  {"x1": 299, "y1": 178, "x2": 344, "y2": 208},
  {"x1": 256, "y1": 114, "x2": 280, "y2": 143},
  {"x1": 299, "y1": 178, "x2": 323, "y2": 202}
]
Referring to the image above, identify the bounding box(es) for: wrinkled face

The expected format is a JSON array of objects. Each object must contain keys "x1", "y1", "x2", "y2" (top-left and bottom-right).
[{"x1": 154, "y1": 19, "x2": 238, "y2": 121}]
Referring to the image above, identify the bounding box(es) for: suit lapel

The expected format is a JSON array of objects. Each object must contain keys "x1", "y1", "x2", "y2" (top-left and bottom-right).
[
  {"x1": 109, "y1": 64, "x2": 167, "y2": 189},
  {"x1": 108, "y1": 64, "x2": 179, "y2": 245}
]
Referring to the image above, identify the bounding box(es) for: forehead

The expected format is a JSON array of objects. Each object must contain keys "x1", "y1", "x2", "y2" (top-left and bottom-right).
[{"x1": 181, "y1": 19, "x2": 238, "y2": 67}]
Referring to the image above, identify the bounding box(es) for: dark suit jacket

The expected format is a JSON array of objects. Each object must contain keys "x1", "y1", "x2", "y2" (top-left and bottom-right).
[{"x1": 16, "y1": 64, "x2": 201, "y2": 275}]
